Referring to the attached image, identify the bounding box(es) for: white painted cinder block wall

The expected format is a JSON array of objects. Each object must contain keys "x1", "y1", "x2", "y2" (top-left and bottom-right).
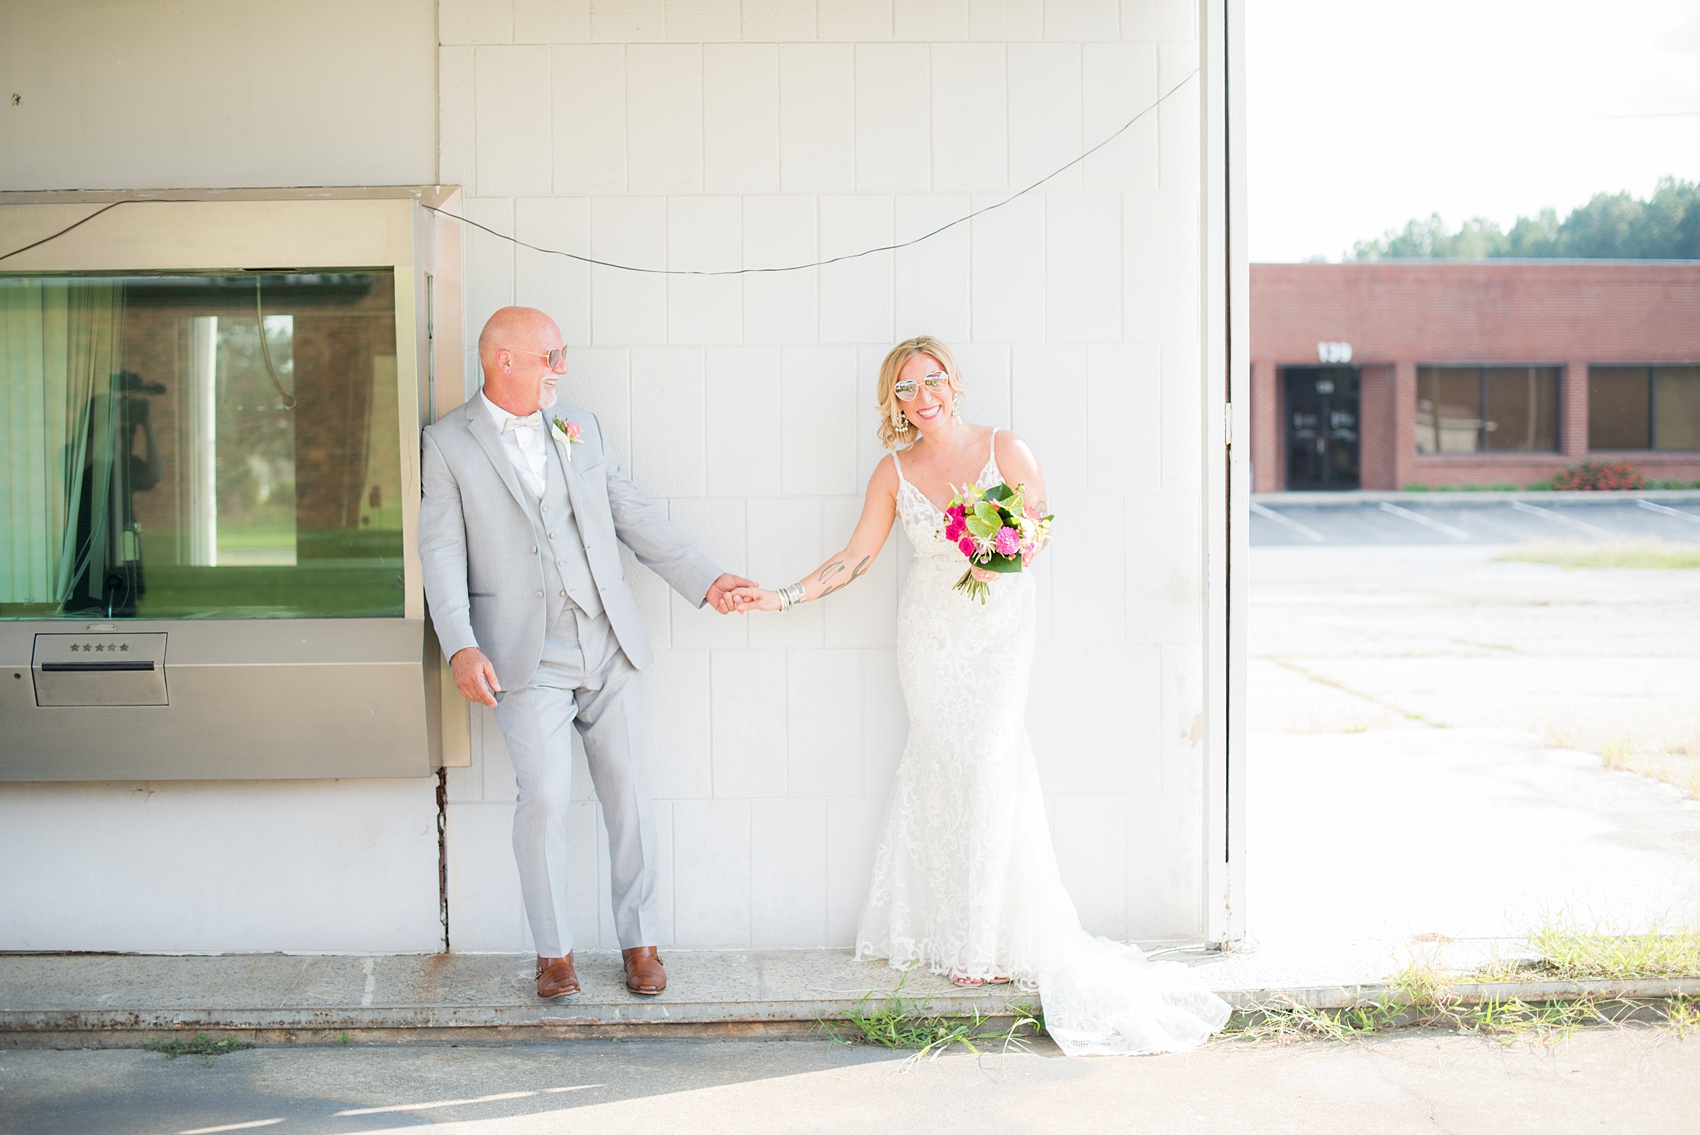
[{"x1": 437, "y1": 0, "x2": 1211, "y2": 953}]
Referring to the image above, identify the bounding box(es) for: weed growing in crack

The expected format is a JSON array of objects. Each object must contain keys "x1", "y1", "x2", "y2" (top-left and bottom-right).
[
  {"x1": 820, "y1": 975, "x2": 1046, "y2": 1062},
  {"x1": 148, "y1": 1032, "x2": 254, "y2": 1063}
]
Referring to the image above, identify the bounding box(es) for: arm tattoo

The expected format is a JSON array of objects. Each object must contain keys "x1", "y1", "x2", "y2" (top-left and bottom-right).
[
  {"x1": 818, "y1": 561, "x2": 848, "y2": 585},
  {"x1": 817, "y1": 556, "x2": 871, "y2": 598}
]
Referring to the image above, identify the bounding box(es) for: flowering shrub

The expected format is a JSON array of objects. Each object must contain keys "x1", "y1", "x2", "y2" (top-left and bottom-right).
[{"x1": 1549, "y1": 461, "x2": 1646, "y2": 492}]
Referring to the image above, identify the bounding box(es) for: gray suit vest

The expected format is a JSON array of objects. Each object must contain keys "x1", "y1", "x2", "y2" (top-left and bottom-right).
[{"x1": 519, "y1": 441, "x2": 604, "y2": 622}]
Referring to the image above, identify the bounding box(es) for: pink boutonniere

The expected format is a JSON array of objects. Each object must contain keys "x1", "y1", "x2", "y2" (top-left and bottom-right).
[{"x1": 551, "y1": 416, "x2": 582, "y2": 460}]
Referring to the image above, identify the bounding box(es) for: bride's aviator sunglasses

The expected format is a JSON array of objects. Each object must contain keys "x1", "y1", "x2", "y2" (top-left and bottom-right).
[
  {"x1": 503, "y1": 346, "x2": 568, "y2": 370},
  {"x1": 893, "y1": 371, "x2": 950, "y2": 402}
]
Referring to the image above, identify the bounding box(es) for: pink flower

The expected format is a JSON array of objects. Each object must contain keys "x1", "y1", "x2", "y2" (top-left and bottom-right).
[
  {"x1": 948, "y1": 504, "x2": 967, "y2": 524},
  {"x1": 957, "y1": 535, "x2": 977, "y2": 559},
  {"x1": 994, "y1": 526, "x2": 1021, "y2": 556},
  {"x1": 944, "y1": 519, "x2": 965, "y2": 542}
]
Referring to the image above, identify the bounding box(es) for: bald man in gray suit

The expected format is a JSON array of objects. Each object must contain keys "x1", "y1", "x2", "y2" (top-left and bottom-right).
[{"x1": 420, "y1": 306, "x2": 752, "y2": 999}]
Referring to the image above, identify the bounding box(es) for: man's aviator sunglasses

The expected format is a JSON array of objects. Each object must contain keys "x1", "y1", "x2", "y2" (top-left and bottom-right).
[
  {"x1": 893, "y1": 372, "x2": 949, "y2": 401},
  {"x1": 503, "y1": 346, "x2": 567, "y2": 370}
]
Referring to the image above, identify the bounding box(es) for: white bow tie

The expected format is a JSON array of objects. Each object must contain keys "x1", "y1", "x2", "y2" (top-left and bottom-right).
[{"x1": 501, "y1": 411, "x2": 543, "y2": 433}]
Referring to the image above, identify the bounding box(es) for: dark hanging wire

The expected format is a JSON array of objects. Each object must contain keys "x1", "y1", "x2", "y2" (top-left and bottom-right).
[
  {"x1": 425, "y1": 69, "x2": 1200, "y2": 276},
  {"x1": 0, "y1": 70, "x2": 1198, "y2": 271},
  {"x1": 254, "y1": 276, "x2": 299, "y2": 410}
]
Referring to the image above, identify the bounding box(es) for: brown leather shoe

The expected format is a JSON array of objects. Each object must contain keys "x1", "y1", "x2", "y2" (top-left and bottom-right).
[
  {"x1": 622, "y1": 946, "x2": 666, "y2": 995},
  {"x1": 536, "y1": 954, "x2": 580, "y2": 999}
]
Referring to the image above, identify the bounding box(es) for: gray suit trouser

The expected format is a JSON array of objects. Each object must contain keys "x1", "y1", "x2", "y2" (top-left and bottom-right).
[{"x1": 495, "y1": 604, "x2": 658, "y2": 957}]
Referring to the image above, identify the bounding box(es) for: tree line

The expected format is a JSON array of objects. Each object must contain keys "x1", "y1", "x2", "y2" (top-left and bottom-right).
[{"x1": 1349, "y1": 177, "x2": 1700, "y2": 261}]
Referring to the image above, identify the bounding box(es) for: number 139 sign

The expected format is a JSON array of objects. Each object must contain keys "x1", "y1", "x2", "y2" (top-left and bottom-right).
[{"x1": 1316, "y1": 341, "x2": 1353, "y2": 364}]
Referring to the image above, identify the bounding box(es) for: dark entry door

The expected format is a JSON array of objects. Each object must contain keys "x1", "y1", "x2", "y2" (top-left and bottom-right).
[{"x1": 1284, "y1": 367, "x2": 1360, "y2": 490}]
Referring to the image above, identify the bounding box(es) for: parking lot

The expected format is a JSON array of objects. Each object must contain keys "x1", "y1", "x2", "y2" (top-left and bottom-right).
[{"x1": 1249, "y1": 492, "x2": 1700, "y2": 546}]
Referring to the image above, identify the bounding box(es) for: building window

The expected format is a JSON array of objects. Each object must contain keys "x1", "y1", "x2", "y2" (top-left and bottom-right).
[
  {"x1": 1415, "y1": 365, "x2": 1561, "y2": 454},
  {"x1": 0, "y1": 271, "x2": 403, "y2": 620},
  {"x1": 1588, "y1": 365, "x2": 1700, "y2": 451}
]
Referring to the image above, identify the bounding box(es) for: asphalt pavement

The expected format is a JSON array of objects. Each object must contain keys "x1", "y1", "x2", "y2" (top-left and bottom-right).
[{"x1": 1249, "y1": 491, "x2": 1700, "y2": 546}]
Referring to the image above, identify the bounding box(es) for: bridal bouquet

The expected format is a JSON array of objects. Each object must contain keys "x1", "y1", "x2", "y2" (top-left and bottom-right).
[{"x1": 942, "y1": 483, "x2": 1052, "y2": 603}]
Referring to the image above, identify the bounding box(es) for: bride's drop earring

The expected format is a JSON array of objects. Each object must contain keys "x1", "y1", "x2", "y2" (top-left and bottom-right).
[
  {"x1": 952, "y1": 393, "x2": 964, "y2": 418},
  {"x1": 893, "y1": 411, "x2": 910, "y2": 436}
]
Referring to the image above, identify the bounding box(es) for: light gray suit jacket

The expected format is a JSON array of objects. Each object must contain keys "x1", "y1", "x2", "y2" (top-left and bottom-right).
[{"x1": 419, "y1": 396, "x2": 720, "y2": 689}]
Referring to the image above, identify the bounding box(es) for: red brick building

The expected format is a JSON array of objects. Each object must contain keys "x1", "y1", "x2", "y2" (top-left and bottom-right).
[{"x1": 1250, "y1": 262, "x2": 1700, "y2": 491}]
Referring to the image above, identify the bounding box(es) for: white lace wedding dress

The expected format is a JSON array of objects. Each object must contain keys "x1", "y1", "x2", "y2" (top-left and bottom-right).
[{"x1": 854, "y1": 431, "x2": 1232, "y2": 1055}]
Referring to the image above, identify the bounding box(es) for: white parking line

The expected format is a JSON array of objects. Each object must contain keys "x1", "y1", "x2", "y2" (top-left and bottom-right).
[
  {"x1": 1249, "y1": 502, "x2": 1325, "y2": 542},
  {"x1": 1508, "y1": 500, "x2": 1613, "y2": 538},
  {"x1": 1636, "y1": 499, "x2": 1700, "y2": 527},
  {"x1": 1376, "y1": 501, "x2": 1470, "y2": 540}
]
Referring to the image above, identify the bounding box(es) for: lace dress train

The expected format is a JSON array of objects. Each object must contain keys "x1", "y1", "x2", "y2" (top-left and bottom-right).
[{"x1": 854, "y1": 433, "x2": 1231, "y2": 1056}]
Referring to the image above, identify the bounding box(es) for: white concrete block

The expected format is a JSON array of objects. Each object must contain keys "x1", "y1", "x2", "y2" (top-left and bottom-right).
[
  {"x1": 1027, "y1": 643, "x2": 1088, "y2": 786},
  {"x1": 1086, "y1": 343, "x2": 1161, "y2": 492},
  {"x1": 751, "y1": 799, "x2": 829, "y2": 945},
  {"x1": 464, "y1": 197, "x2": 516, "y2": 346},
  {"x1": 855, "y1": 344, "x2": 895, "y2": 487},
  {"x1": 672, "y1": 799, "x2": 752, "y2": 945},
  {"x1": 1157, "y1": 40, "x2": 1200, "y2": 195},
  {"x1": 516, "y1": 0, "x2": 590, "y2": 42},
  {"x1": 667, "y1": 497, "x2": 749, "y2": 649},
  {"x1": 819, "y1": 196, "x2": 895, "y2": 345},
  {"x1": 1085, "y1": 644, "x2": 1162, "y2": 793},
  {"x1": 1010, "y1": 343, "x2": 1086, "y2": 494},
  {"x1": 475, "y1": 47, "x2": 552, "y2": 196},
  {"x1": 442, "y1": 0, "x2": 514, "y2": 45},
  {"x1": 515, "y1": 197, "x2": 592, "y2": 345},
  {"x1": 1123, "y1": 489, "x2": 1202, "y2": 645},
  {"x1": 626, "y1": 45, "x2": 703, "y2": 194},
  {"x1": 787, "y1": 649, "x2": 864, "y2": 797},
  {"x1": 551, "y1": 45, "x2": 626, "y2": 195},
  {"x1": 860, "y1": 647, "x2": 908, "y2": 792},
  {"x1": 969, "y1": 0, "x2": 1043, "y2": 40},
  {"x1": 894, "y1": 195, "x2": 971, "y2": 342},
  {"x1": 1046, "y1": 491, "x2": 1126, "y2": 644},
  {"x1": 1046, "y1": 192, "x2": 1121, "y2": 342},
  {"x1": 1159, "y1": 340, "x2": 1201, "y2": 483},
  {"x1": 667, "y1": 196, "x2": 743, "y2": 345},
  {"x1": 1122, "y1": 191, "x2": 1195, "y2": 343},
  {"x1": 704, "y1": 45, "x2": 780, "y2": 193},
  {"x1": 667, "y1": 0, "x2": 739, "y2": 41},
  {"x1": 822, "y1": 497, "x2": 899, "y2": 648},
  {"x1": 705, "y1": 347, "x2": 783, "y2": 497},
  {"x1": 743, "y1": 197, "x2": 819, "y2": 343},
  {"x1": 930, "y1": 44, "x2": 1007, "y2": 193},
  {"x1": 1007, "y1": 43, "x2": 1081, "y2": 192},
  {"x1": 446, "y1": 802, "x2": 529, "y2": 953},
  {"x1": 780, "y1": 44, "x2": 856, "y2": 192},
  {"x1": 590, "y1": 197, "x2": 668, "y2": 344},
  {"x1": 894, "y1": 0, "x2": 969, "y2": 40},
  {"x1": 629, "y1": 348, "x2": 707, "y2": 496},
  {"x1": 1121, "y1": 0, "x2": 1194, "y2": 43},
  {"x1": 625, "y1": 543, "x2": 675, "y2": 652},
  {"x1": 1126, "y1": 790, "x2": 1204, "y2": 942},
  {"x1": 440, "y1": 48, "x2": 478, "y2": 194},
  {"x1": 782, "y1": 346, "x2": 860, "y2": 496},
  {"x1": 711, "y1": 649, "x2": 789, "y2": 796},
  {"x1": 953, "y1": 341, "x2": 1012, "y2": 428},
  {"x1": 821, "y1": 0, "x2": 894, "y2": 40},
  {"x1": 652, "y1": 799, "x2": 678, "y2": 947},
  {"x1": 746, "y1": 497, "x2": 825, "y2": 647},
  {"x1": 1051, "y1": 793, "x2": 1127, "y2": 938},
  {"x1": 1082, "y1": 42, "x2": 1157, "y2": 191},
  {"x1": 743, "y1": 0, "x2": 817, "y2": 40},
  {"x1": 1045, "y1": 0, "x2": 1118, "y2": 40},
  {"x1": 446, "y1": 762, "x2": 482, "y2": 805},
  {"x1": 564, "y1": 347, "x2": 632, "y2": 454},
  {"x1": 1159, "y1": 640, "x2": 1204, "y2": 792},
  {"x1": 591, "y1": 0, "x2": 663, "y2": 41},
  {"x1": 855, "y1": 45, "x2": 931, "y2": 193},
  {"x1": 640, "y1": 650, "x2": 714, "y2": 798},
  {"x1": 970, "y1": 192, "x2": 1045, "y2": 343},
  {"x1": 827, "y1": 795, "x2": 887, "y2": 943}
]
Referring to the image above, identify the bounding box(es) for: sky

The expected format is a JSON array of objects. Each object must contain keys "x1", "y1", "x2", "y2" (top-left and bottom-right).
[{"x1": 1244, "y1": 0, "x2": 1700, "y2": 262}]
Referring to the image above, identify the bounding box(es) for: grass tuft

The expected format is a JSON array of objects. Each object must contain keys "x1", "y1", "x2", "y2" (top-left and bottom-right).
[
  {"x1": 148, "y1": 1032, "x2": 254, "y2": 1061},
  {"x1": 1496, "y1": 540, "x2": 1700, "y2": 570},
  {"x1": 822, "y1": 975, "x2": 1046, "y2": 1062}
]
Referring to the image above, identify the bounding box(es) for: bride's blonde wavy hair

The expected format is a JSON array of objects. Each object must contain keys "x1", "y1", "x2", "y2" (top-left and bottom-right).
[{"x1": 875, "y1": 336, "x2": 966, "y2": 450}]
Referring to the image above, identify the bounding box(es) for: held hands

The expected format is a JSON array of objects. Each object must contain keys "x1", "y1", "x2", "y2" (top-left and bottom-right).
[
  {"x1": 705, "y1": 572, "x2": 758, "y2": 614},
  {"x1": 727, "y1": 585, "x2": 780, "y2": 612}
]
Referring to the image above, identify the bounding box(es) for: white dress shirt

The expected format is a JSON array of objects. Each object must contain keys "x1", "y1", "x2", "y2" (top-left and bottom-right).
[{"x1": 481, "y1": 391, "x2": 548, "y2": 498}]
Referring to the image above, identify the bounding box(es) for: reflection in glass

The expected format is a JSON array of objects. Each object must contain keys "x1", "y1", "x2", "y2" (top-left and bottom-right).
[
  {"x1": 1588, "y1": 366, "x2": 1652, "y2": 450},
  {"x1": 1654, "y1": 366, "x2": 1700, "y2": 451},
  {"x1": 0, "y1": 271, "x2": 402, "y2": 619},
  {"x1": 1415, "y1": 365, "x2": 1560, "y2": 454}
]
